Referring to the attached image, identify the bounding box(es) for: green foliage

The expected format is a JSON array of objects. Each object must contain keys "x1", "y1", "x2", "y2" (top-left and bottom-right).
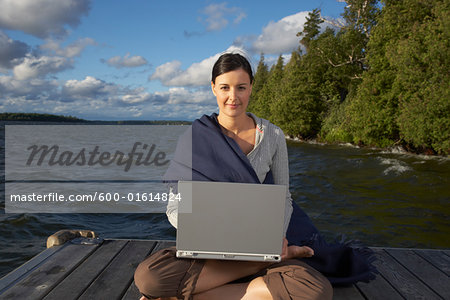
[
  {"x1": 343, "y1": 0, "x2": 379, "y2": 37},
  {"x1": 297, "y1": 8, "x2": 324, "y2": 51},
  {"x1": 249, "y1": 0, "x2": 448, "y2": 154},
  {"x1": 274, "y1": 50, "x2": 325, "y2": 138},
  {"x1": 251, "y1": 54, "x2": 270, "y2": 95},
  {"x1": 248, "y1": 54, "x2": 269, "y2": 114},
  {"x1": 299, "y1": 1, "x2": 379, "y2": 142},
  {"x1": 394, "y1": 0, "x2": 450, "y2": 154},
  {"x1": 344, "y1": 0, "x2": 449, "y2": 153},
  {"x1": 0, "y1": 113, "x2": 86, "y2": 122},
  {"x1": 250, "y1": 55, "x2": 284, "y2": 120},
  {"x1": 320, "y1": 101, "x2": 353, "y2": 143}
]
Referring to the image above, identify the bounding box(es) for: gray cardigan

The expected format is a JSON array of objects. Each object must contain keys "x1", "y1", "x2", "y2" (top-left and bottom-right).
[{"x1": 166, "y1": 112, "x2": 293, "y2": 236}]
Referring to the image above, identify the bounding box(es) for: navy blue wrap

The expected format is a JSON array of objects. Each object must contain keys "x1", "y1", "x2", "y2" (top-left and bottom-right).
[{"x1": 164, "y1": 113, "x2": 377, "y2": 285}]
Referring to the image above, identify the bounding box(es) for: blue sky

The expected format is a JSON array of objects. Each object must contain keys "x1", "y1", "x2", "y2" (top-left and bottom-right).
[{"x1": 0, "y1": 0, "x2": 347, "y2": 120}]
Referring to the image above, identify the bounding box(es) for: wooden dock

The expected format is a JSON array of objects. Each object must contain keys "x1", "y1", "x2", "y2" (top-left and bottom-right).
[{"x1": 0, "y1": 238, "x2": 449, "y2": 299}]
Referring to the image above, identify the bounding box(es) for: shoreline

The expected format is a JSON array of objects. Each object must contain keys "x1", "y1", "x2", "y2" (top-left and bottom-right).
[{"x1": 285, "y1": 135, "x2": 450, "y2": 159}]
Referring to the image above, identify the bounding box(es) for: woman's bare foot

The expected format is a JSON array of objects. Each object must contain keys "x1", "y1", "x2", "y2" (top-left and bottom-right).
[
  {"x1": 281, "y1": 238, "x2": 314, "y2": 260},
  {"x1": 287, "y1": 245, "x2": 314, "y2": 259}
]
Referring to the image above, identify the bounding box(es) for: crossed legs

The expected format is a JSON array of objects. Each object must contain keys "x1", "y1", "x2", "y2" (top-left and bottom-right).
[{"x1": 134, "y1": 247, "x2": 332, "y2": 300}]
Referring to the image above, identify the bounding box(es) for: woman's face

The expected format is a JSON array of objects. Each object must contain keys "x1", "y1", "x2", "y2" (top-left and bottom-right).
[{"x1": 211, "y1": 68, "x2": 252, "y2": 118}]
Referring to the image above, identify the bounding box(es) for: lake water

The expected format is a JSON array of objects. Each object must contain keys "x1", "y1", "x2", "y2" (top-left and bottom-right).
[{"x1": 0, "y1": 124, "x2": 449, "y2": 277}]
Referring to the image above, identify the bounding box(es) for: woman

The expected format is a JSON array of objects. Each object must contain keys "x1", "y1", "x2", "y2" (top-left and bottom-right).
[{"x1": 134, "y1": 53, "x2": 373, "y2": 299}]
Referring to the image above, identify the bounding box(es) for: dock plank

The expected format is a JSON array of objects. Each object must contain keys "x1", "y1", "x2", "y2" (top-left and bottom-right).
[
  {"x1": 78, "y1": 240, "x2": 156, "y2": 300},
  {"x1": 121, "y1": 282, "x2": 141, "y2": 300},
  {"x1": 415, "y1": 249, "x2": 450, "y2": 276},
  {"x1": 0, "y1": 242, "x2": 98, "y2": 299},
  {"x1": 43, "y1": 239, "x2": 128, "y2": 300},
  {"x1": 373, "y1": 248, "x2": 441, "y2": 299},
  {"x1": 0, "y1": 244, "x2": 62, "y2": 294},
  {"x1": 356, "y1": 270, "x2": 403, "y2": 300},
  {"x1": 121, "y1": 240, "x2": 175, "y2": 300},
  {"x1": 332, "y1": 285, "x2": 365, "y2": 300},
  {"x1": 387, "y1": 248, "x2": 450, "y2": 299},
  {"x1": 1, "y1": 240, "x2": 449, "y2": 300}
]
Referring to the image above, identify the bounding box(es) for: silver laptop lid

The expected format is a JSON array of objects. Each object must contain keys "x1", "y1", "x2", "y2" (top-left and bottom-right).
[{"x1": 176, "y1": 181, "x2": 286, "y2": 262}]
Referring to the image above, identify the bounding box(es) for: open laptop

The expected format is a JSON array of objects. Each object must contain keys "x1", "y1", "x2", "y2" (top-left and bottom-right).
[{"x1": 176, "y1": 181, "x2": 286, "y2": 262}]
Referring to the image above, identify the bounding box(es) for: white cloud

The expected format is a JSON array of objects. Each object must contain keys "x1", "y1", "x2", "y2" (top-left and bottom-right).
[
  {"x1": 150, "y1": 46, "x2": 246, "y2": 87},
  {"x1": 62, "y1": 76, "x2": 117, "y2": 99},
  {"x1": 0, "y1": 0, "x2": 91, "y2": 38},
  {"x1": 168, "y1": 57, "x2": 216, "y2": 86},
  {"x1": 1, "y1": 73, "x2": 219, "y2": 120},
  {"x1": 150, "y1": 61, "x2": 183, "y2": 84},
  {"x1": 122, "y1": 92, "x2": 152, "y2": 104},
  {"x1": 150, "y1": 56, "x2": 215, "y2": 87},
  {"x1": 251, "y1": 11, "x2": 309, "y2": 55},
  {"x1": 157, "y1": 87, "x2": 214, "y2": 105},
  {"x1": 103, "y1": 53, "x2": 148, "y2": 69},
  {"x1": 41, "y1": 38, "x2": 96, "y2": 58},
  {"x1": 0, "y1": 75, "x2": 58, "y2": 97},
  {"x1": 127, "y1": 107, "x2": 144, "y2": 118},
  {"x1": 133, "y1": 88, "x2": 216, "y2": 120},
  {"x1": 0, "y1": 31, "x2": 29, "y2": 70},
  {"x1": 121, "y1": 86, "x2": 214, "y2": 106},
  {"x1": 13, "y1": 55, "x2": 72, "y2": 80},
  {"x1": 201, "y1": 3, "x2": 246, "y2": 31}
]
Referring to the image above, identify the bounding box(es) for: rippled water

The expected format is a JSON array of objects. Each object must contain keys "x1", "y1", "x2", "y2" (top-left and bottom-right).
[
  {"x1": 1, "y1": 126, "x2": 449, "y2": 278},
  {"x1": 286, "y1": 141, "x2": 449, "y2": 249}
]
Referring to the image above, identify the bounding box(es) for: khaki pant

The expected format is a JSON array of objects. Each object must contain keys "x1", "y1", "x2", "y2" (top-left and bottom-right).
[{"x1": 134, "y1": 247, "x2": 332, "y2": 300}]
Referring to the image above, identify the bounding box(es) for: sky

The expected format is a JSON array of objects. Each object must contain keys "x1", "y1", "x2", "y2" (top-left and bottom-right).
[{"x1": 0, "y1": 0, "x2": 347, "y2": 120}]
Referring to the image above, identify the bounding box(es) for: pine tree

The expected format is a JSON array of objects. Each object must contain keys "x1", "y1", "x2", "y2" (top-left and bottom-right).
[
  {"x1": 320, "y1": 0, "x2": 379, "y2": 78},
  {"x1": 271, "y1": 51, "x2": 301, "y2": 132},
  {"x1": 345, "y1": 0, "x2": 449, "y2": 153},
  {"x1": 297, "y1": 8, "x2": 324, "y2": 52},
  {"x1": 342, "y1": 0, "x2": 379, "y2": 38},
  {"x1": 394, "y1": 0, "x2": 450, "y2": 153},
  {"x1": 249, "y1": 0, "x2": 448, "y2": 154},
  {"x1": 293, "y1": 3, "x2": 379, "y2": 142},
  {"x1": 256, "y1": 55, "x2": 284, "y2": 121},
  {"x1": 318, "y1": 0, "x2": 381, "y2": 144},
  {"x1": 248, "y1": 54, "x2": 269, "y2": 116}
]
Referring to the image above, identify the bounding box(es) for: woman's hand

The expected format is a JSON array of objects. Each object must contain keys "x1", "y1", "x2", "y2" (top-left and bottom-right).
[{"x1": 281, "y1": 237, "x2": 314, "y2": 261}]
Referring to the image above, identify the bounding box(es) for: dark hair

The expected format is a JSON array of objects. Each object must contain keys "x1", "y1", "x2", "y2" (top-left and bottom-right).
[{"x1": 211, "y1": 53, "x2": 253, "y2": 84}]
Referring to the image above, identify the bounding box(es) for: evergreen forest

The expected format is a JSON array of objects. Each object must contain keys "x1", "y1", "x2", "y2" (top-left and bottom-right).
[{"x1": 247, "y1": 0, "x2": 449, "y2": 155}]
